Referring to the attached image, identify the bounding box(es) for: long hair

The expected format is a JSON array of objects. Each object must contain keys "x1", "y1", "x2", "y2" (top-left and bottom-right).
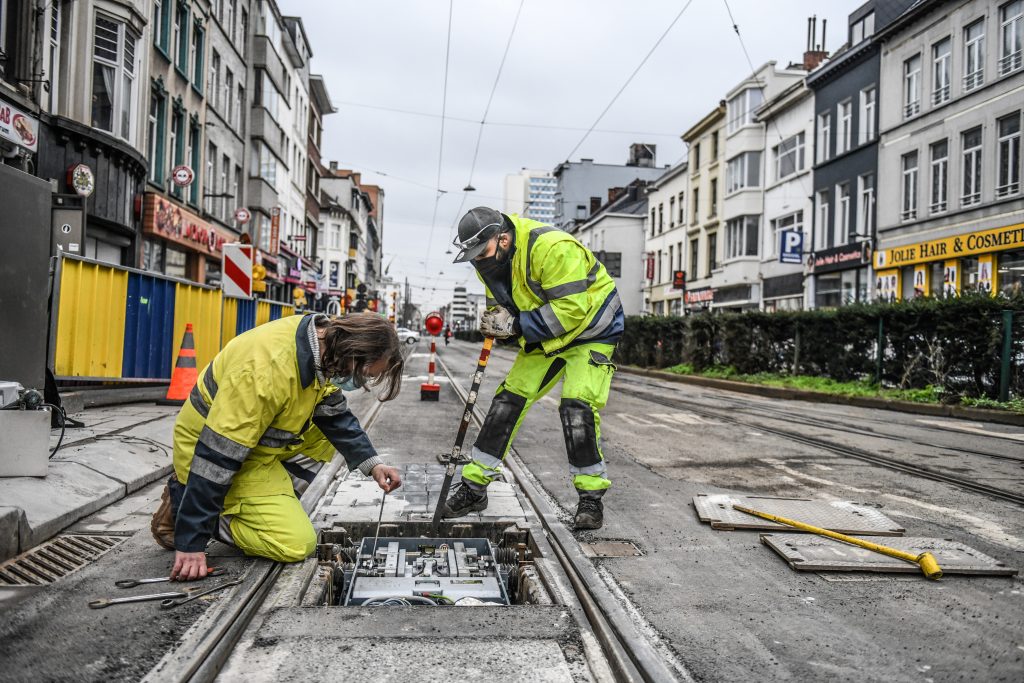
[{"x1": 316, "y1": 313, "x2": 403, "y2": 401}]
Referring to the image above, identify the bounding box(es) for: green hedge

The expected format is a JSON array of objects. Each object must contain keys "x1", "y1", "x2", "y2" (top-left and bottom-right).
[{"x1": 617, "y1": 293, "x2": 1024, "y2": 400}]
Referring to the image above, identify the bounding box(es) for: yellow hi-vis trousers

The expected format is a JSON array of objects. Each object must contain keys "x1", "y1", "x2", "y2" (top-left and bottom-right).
[
  {"x1": 461, "y1": 342, "x2": 616, "y2": 492},
  {"x1": 224, "y1": 493, "x2": 317, "y2": 563}
]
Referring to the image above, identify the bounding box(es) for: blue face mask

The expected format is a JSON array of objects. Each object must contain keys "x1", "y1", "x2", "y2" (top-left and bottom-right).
[{"x1": 331, "y1": 375, "x2": 363, "y2": 392}]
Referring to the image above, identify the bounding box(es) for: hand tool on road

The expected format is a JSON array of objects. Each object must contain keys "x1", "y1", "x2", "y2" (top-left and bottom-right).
[
  {"x1": 114, "y1": 567, "x2": 226, "y2": 588},
  {"x1": 732, "y1": 504, "x2": 943, "y2": 580},
  {"x1": 432, "y1": 336, "x2": 495, "y2": 527},
  {"x1": 89, "y1": 590, "x2": 190, "y2": 609},
  {"x1": 160, "y1": 578, "x2": 243, "y2": 609}
]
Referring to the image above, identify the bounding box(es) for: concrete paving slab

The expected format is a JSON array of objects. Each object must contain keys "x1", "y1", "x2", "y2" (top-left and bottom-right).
[
  {"x1": 67, "y1": 480, "x2": 166, "y2": 535},
  {"x1": 0, "y1": 507, "x2": 25, "y2": 560},
  {"x1": 54, "y1": 437, "x2": 172, "y2": 492}
]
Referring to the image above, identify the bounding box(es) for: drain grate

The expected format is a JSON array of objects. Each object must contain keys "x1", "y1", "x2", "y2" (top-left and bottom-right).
[{"x1": 0, "y1": 534, "x2": 127, "y2": 586}]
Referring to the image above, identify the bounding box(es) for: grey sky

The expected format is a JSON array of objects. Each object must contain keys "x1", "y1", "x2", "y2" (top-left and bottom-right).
[{"x1": 281, "y1": 0, "x2": 846, "y2": 313}]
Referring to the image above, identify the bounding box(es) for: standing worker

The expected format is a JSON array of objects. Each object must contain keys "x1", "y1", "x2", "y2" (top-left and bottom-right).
[
  {"x1": 151, "y1": 312, "x2": 404, "y2": 580},
  {"x1": 442, "y1": 207, "x2": 623, "y2": 530}
]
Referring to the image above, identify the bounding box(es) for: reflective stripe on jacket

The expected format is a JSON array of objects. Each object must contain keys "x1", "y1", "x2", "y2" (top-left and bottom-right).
[
  {"x1": 481, "y1": 214, "x2": 623, "y2": 356},
  {"x1": 172, "y1": 314, "x2": 378, "y2": 551}
]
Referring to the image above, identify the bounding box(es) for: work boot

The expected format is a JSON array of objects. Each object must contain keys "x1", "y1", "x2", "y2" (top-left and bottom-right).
[
  {"x1": 573, "y1": 490, "x2": 605, "y2": 531},
  {"x1": 150, "y1": 483, "x2": 176, "y2": 551},
  {"x1": 442, "y1": 483, "x2": 488, "y2": 518}
]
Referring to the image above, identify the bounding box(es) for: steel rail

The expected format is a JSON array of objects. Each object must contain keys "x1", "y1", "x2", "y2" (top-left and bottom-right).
[
  {"x1": 615, "y1": 386, "x2": 1024, "y2": 508},
  {"x1": 435, "y1": 352, "x2": 685, "y2": 683}
]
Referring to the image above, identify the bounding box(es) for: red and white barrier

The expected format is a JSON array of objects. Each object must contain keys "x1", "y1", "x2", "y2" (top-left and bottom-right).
[{"x1": 420, "y1": 340, "x2": 440, "y2": 401}]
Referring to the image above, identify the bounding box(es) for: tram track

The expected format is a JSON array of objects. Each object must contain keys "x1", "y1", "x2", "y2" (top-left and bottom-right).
[{"x1": 614, "y1": 385, "x2": 1024, "y2": 508}]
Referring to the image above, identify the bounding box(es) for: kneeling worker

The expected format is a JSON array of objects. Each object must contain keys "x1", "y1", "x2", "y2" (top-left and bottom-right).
[
  {"x1": 151, "y1": 312, "x2": 404, "y2": 580},
  {"x1": 443, "y1": 207, "x2": 623, "y2": 530}
]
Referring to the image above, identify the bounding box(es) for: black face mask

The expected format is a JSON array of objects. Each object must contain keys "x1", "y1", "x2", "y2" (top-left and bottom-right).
[{"x1": 474, "y1": 237, "x2": 514, "y2": 276}]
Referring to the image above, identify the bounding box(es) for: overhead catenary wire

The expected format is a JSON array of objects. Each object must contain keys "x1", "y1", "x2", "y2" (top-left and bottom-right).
[
  {"x1": 424, "y1": 0, "x2": 455, "y2": 269},
  {"x1": 562, "y1": 0, "x2": 697, "y2": 164}
]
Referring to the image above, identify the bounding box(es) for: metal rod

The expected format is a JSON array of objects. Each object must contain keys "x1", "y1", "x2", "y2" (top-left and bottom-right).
[
  {"x1": 431, "y1": 336, "x2": 494, "y2": 527},
  {"x1": 371, "y1": 491, "x2": 387, "y2": 558}
]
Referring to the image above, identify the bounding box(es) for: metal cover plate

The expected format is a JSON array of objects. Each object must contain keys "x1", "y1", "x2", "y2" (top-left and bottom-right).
[
  {"x1": 761, "y1": 533, "x2": 1018, "y2": 576},
  {"x1": 693, "y1": 493, "x2": 904, "y2": 536},
  {"x1": 580, "y1": 541, "x2": 643, "y2": 558}
]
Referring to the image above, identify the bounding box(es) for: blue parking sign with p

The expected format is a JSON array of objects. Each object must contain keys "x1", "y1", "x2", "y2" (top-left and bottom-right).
[{"x1": 780, "y1": 230, "x2": 803, "y2": 264}]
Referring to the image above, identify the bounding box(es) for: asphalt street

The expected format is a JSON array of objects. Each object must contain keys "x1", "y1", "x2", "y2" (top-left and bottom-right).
[{"x1": 438, "y1": 338, "x2": 1024, "y2": 683}]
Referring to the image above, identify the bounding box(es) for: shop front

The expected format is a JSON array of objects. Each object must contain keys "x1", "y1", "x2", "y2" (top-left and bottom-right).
[
  {"x1": 711, "y1": 283, "x2": 758, "y2": 312},
  {"x1": 141, "y1": 193, "x2": 236, "y2": 284},
  {"x1": 684, "y1": 287, "x2": 715, "y2": 313},
  {"x1": 809, "y1": 243, "x2": 871, "y2": 308},
  {"x1": 762, "y1": 272, "x2": 805, "y2": 312},
  {"x1": 874, "y1": 221, "x2": 1024, "y2": 300}
]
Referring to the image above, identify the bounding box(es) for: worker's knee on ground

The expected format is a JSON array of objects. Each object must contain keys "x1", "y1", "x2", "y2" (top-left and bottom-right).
[
  {"x1": 232, "y1": 515, "x2": 317, "y2": 563},
  {"x1": 559, "y1": 398, "x2": 601, "y2": 467},
  {"x1": 474, "y1": 389, "x2": 528, "y2": 457},
  {"x1": 266, "y1": 522, "x2": 317, "y2": 563}
]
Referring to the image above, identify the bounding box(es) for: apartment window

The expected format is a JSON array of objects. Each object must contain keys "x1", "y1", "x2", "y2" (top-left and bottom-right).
[
  {"x1": 189, "y1": 119, "x2": 200, "y2": 205},
  {"x1": 726, "y1": 151, "x2": 761, "y2": 193},
  {"x1": 258, "y1": 70, "x2": 280, "y2": 121},
  {"x1": 92, "y1": 16, "x2": 137, "y2": 140},
  {"x1": 668, "y1": 246, "x2": 674, "y2": 279},
  {"x1": 727, "y1": 88, "x2": 763, "y2": 133},
  {"x1": 252, "y1": 140, "x2": 279, "y2": 184},
  {"x1": 191, "y1": 22, "x2": 204, "y2": 91},
  {"x1": 692, "y1": 142, "x2": 700, "y2": 169},
  {"x1": 147, "y1": 91, "x2": 165, "y2": 184},
  {"x1": 997, "y1": 112, "x2": 1021, "y2": 197},
  {"x1": 205, "y1": 141, "x2": 216, "y2": 213},
  {"x1": 817, "y1": 112, "x2": 831, "y2": 163},
  {"x1": 234, "y1": 164, "x2": 242, "y2": 210},
  {"x1": 1000, "y1": 1, "x2": 1023, "y2": 76},
  {"x1": 47, "y1": 2, "x2": 61, "y2": 112},
  {"x1": 816, "y1": 190, "x2": 830, "y2": 249},
  {"x1": 837, "y1": 100, "x2": 852, "y2": 153},
  {"x1": 170, "y1": 108, "x2": 184, "y2": 196},
  {"x1": 650, "y1": 209, "x2": 656, "y2": 237},
  {"x1": 711, "y1": 131, "x2": 719, "y2": 158},
  {"x1": 669, "y1": 197, "x2": 675, "y2": 227},
  {"x1": 226, "y1": 0, "x2": 236, "y2": 37},
  {"x1": 964, "y1": 20, "x2": 985, "y2": 91},
  {"x1": 707, "y1": 233, "x2": 718, "y2": 272},
  {"x1": 153, "y1": 0, "x2": 170, "y2": 52},
  {"x1": 932, "y1": 37, "x2": 951, "y2": 105},
  {"x1": 769, "y1": 211, "x2": 803, "y2": 258},
  {"x1": 774, "y1": 132, "x2": 805, "y2": 180},
  {"x1": 709, "y1": 178, "x2": 718, "y2": 216},
  {"x1": 904, "y1": 54, "x2": 921, "y2": 118},
  {"x1": 174, "y1": 3, "x2": 188, "y2": 73},
  {"x1": 224, "y1": 69, "x2": 234, "y2": 123},
  {"x1": 962, "y1": 127, "x2": 983, "y2": 206},
  {"x1": 691, "y1": 188, "x2": 699, "y2": 223},
  {"x1": 221, "y1": 155, "x2": 230, "y2": 220},
  {"x1": 851, "y1": 11, "x2": 874, "y2": 44},
  {"x1": 859, "y1": 87, "x2": 876, "y2": 144},
  {"x1": 240, "y1": 7, "x2": 249, "y2": 53},
  {"x1": 836, "y1": 183, "x2": 851, "y2": 243},
  {"x1": 930, "y1": 140, "x2": 949, "y2": 212},
  {"x1": 901, "y1": 151, "x2": 919, "y2": 220},
  {"x1": 209, "y1": 50, "x2": 220, "y2": 112},
  {"x1": 656, "y1": 249, "x2": 662, "y2": 284},
  {"x1": 236, "y1": 85, "x2": 245, "y2": 130},
  {"x1": 677, "y1": 192, "x2": 685, "y2": 224},
  {"x1": 725, "y1": 216, "x2": 759, "y2": 259},
  {"x1": 658, "y1": 204, "x2": 664, "y2": 234},
  {"x1": 858, "y1": 173, "x2": 875, "y2": 238},
  {"x1": 689, "y1": 239, "x2": 699, "y2": 280}
]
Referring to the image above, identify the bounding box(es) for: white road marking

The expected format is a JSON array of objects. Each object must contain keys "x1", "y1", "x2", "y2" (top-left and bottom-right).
[{"x1": 915, "y1": 419, "x2": 1024, "y2": 442}]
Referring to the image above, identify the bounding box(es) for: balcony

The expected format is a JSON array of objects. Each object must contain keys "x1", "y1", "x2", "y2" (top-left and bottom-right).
[
  {"x1": 963, "y1": 69, "x2": 984, "y2": 92},
  {"x1": 999, "y1": 50, "x2": 1022, "y2": 76},
  {"x1": 248, "y1": 176, "x2": 279, "y2": 211},
  {"x1": 961, "y1": 191, "x2": 981, "y2": 207},
  {"x1": 931, "y1": 84, "x2": 949, "y2": 106},
  {"x1": 904, "y1": 100, "x2": 920, "y2": 118},
  {"x1": 900, "y1": 207, "x2": 917, "y2": 221},
  {"x1": 996, "y1": 181, "x2": 1020, "y2": 199},
  {"x1": 250, "y1": 107, "x2": 286, "y2": 160},
  {"x1": 251, "y1": 36, "x2": 286, "y2": 91}
]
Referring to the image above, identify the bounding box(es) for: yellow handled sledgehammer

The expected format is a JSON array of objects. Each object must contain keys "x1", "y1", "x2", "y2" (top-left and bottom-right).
[{"x1": 732, "y1": 504, "x2": 943, "y2": 580}]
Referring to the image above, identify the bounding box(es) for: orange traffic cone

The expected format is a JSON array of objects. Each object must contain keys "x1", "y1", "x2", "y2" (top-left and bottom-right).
[{"x1": 157, "y1": 323, "x2": 199, "y2": 406}]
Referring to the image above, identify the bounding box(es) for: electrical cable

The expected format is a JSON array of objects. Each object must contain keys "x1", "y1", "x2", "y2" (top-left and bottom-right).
[
  {"x1": 424, "y1": 0, "x2": 456, "y2": 269},
  {"x1": 44, "y1": 402, "x2": 66, "y2": 459},
  {"x1": 562, "y1": 0, "x2": 697, "y2": 163}
]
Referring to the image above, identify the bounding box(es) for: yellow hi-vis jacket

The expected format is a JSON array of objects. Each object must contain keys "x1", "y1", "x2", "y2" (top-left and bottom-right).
[
  {"x1": 480, "y1": 214, "x2": 624, "y2": 356},
  {"x1": 171, "y1": 314, "x2": 381, "y2": 551}
]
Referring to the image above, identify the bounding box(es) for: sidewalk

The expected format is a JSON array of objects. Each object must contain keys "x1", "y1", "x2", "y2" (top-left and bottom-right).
[{"x1": 0, "y1": 404, "x2": 178, "y2": 563}]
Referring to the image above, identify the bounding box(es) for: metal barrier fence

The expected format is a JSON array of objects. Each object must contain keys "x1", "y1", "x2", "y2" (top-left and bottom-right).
[{"x1": 50, "y1": 254, "x2": 296, "y2": 382}]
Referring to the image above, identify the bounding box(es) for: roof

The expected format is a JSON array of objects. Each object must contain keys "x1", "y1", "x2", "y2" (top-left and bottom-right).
[
  {"x1": 649, "y1": 161, "x2": 688, "y2": 190},
  {"x1": 309, "y1": 75, "x2": 337, "y2": 115},
  {"x1": 682, "y1": 102, "x2": 726, "y2": 142}
]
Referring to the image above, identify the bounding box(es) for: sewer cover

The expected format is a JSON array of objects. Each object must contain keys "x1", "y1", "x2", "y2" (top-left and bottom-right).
[
  {"x1": 693, "y1": 493, "x2": 904, "y2": 536},
  {"x1": 0, "y1": 534, "x2": 127, "y2": 586},
  {"x1": 761, "y1": 533, "x2": 1018, "y2": 576},
  {"x1": 579, "y1": 541, "x2": 642, "y2": 558}
]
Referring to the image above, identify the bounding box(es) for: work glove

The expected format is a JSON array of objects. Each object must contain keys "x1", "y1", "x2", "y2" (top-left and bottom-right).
[{"x1": 479, "y1": 306, "x2": 518, "y2": 339}]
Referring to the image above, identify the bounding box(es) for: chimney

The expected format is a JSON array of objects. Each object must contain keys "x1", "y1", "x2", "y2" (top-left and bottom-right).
[
  {"x1": 627, "y1": 143, "x2": 656, "y2": 168},
  {"x1": 329, "y1": 161, "x2": 338, "y2": 172},
  {"x1": 590, "y1": 196, "x2": 603, "y2": 214},
  {"x1": 802, "y1": 15, "x2": 829, "y2": 71},
  {"x1": 607, "y1": 187, "x2": 626, "y2": 205}
]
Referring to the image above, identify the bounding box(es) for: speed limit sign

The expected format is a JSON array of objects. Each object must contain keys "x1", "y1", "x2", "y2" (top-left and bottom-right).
[{"x1": 234, "y1": 207, "x2": 252, "y2": 224}]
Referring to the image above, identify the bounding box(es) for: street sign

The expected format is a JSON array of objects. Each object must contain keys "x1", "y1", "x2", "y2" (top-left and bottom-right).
[
  {"x1": 222, "y1": 243, "x2": 253, "y2": 298},
  {"x1": 171, "y1": 165, "x2": 194, "y2": 187},
  {"x1": 269, "y1": 207, "x2": 281, "y2": 255},
  {"x1": 234, "y1": 207, "x2": 251, "y2": 224},
  {"x1": 779, "y1": 230, "x2": 804, "y2": 264},
  {"x1": 672, "y1": 270, "x2": 686, "y2": 290},
  {"x1": 67, "y1": 164, "x2": 95, "y2": 197}
]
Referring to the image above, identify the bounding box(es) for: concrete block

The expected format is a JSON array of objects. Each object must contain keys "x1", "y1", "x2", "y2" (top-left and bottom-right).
[
  {"x1": 0, "y1": 462, "x2": 124, "y2": 550},
  {"x1": 54, "y1": 437, "x2": 172, "y2": 493},
  {"x1": 481, "y1": 496, "x2": 527, "y2": 518},
  {"x1": 0, "y1": 506, "x2": 26, "y2": 561}
]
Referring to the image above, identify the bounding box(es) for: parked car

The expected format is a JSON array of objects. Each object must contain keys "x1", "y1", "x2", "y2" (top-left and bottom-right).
[{"x1": 396, "y1": 327, "x2": 420, "y2": 345}]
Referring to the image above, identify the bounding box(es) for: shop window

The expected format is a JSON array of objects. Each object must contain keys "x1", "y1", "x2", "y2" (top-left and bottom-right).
[
  {"x1": 815, "y1": 273, "x2": 842, "y2": 308},
  {"x1": 998, "y1": 249, "x2": 1024, "y2": 297},
  {"x1": 930, "y1": 261, "x2": 945, "y2": 297},
  {"x1": 165, "y1": 246, "x2": 188, "y2": 280},
  {"x1": 960, "y1": 255, "x2": 981, "y2": 293},
  {"x1": 142, "y1": 238, "x2": 164, "y2": 272},
  {"x1": 205, "y1": 258, "x2": 222, "y2": 287}
]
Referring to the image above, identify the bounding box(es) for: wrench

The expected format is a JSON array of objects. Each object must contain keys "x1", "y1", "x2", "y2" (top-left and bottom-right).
[
  {"x1": 115, "y1": 567, "x2": 227, "y2": 588},
  {"x1": 89, "y1": 590, "x2": 188, "y2": 609},
  {"x1": 160, "y1": 578, "x2": 243, "y2": 609}
]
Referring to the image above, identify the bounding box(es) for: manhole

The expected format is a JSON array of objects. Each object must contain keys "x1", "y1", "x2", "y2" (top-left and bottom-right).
[
  {"x1": 0, "y1": 534, "x2": 126, "y2": 586},
  {"x1": 579, "y1": 541, "x2": 642, "y2": 558}
]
